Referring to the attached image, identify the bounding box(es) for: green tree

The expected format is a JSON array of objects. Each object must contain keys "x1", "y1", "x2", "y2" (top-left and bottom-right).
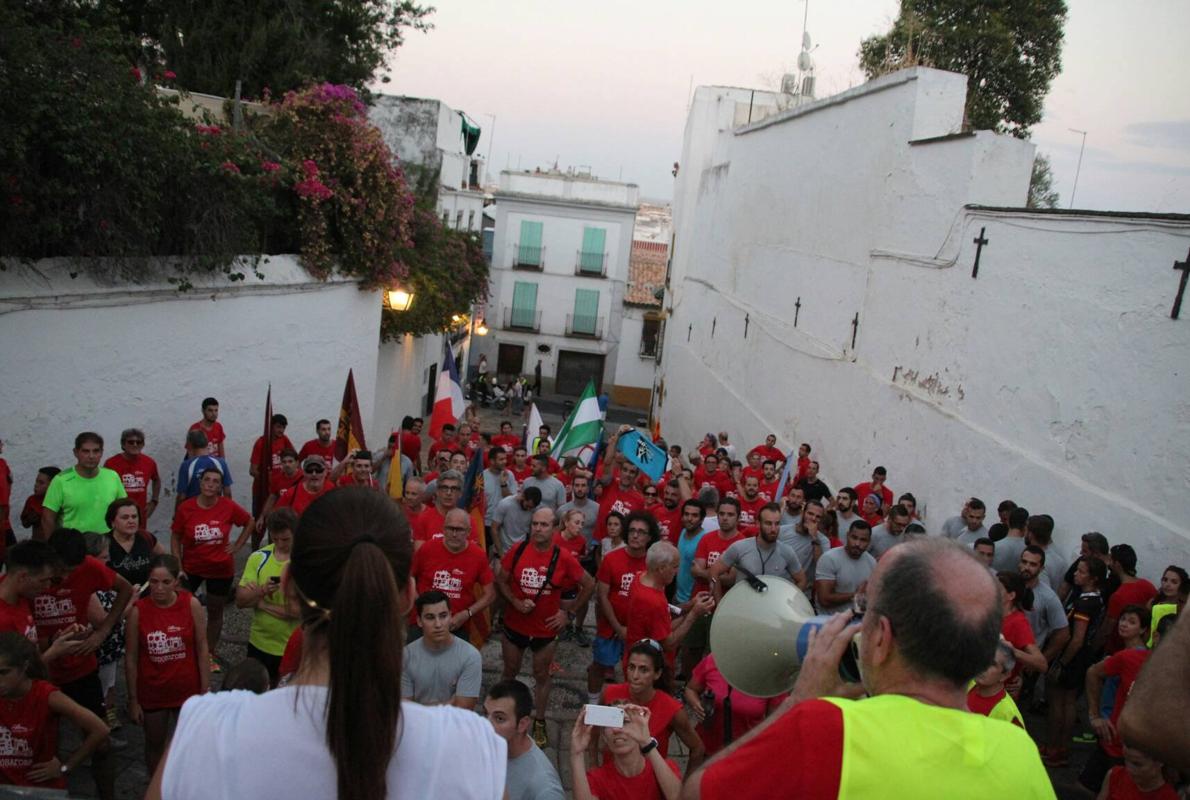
[
  {"x1": 858, "y1": 0, "x2": 1067, "y2": 138},
  {"x1": 123, "y1": 0, "x2": 433, "y2": 98},
  {"x1": 1027, "y1": 153, "x2": 1060, "y2": 209}
]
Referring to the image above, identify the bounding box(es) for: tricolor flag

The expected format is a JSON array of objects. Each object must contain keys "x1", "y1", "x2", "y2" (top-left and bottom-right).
[
  {"x1": 429, "y1": 339, "x2": 465, "y2": 440},
  {"x1": 334, "y1": 369, "x2": 367, "y2": 463},
  {"x1": 551, "y1": 381, "x2": 604, "y2": 461},
  {"x1": 252, "y1": 384, "x2": 273, "y2": 514}
]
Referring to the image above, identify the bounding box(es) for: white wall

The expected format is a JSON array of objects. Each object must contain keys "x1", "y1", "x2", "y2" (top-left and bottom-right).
[
  {"x1": 0, "y1": 256, "x2": 381, "y2": 524},
  {"x1": 615, "y1": 308, "x2": 658, "y2": 390},
  {"x1": 660, "y1": 67, "x2": 1190, "y2": 578},
  {"x1": 501, "y1": 171, "x2": 639, "y2": 207},
  {"x1": 372, "y1": 333, "x2": 443, "y2": 437}
]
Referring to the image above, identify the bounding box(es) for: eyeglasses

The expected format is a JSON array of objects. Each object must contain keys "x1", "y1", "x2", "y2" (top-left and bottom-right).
[
  {"x1": 444, "y1": 525, "x2": 470, "y2": 534},
  {"x1": 304, "y1": 466, "x2": 325, "y2": 475},
  {"x1": 439, "y1": 485, "x2": 461, "y2": 492}
]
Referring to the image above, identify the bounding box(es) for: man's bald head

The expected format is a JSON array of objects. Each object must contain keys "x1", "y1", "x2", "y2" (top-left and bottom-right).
[
  {"x1": 866, "y1": 539, "x2": 1002, "y2": 689},
  {"x1": 444, "y1": 508, "x2": 470, "y2": 527}
]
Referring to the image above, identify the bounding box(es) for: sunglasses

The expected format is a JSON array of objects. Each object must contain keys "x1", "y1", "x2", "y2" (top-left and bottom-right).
[{"x1": 304, "y1": 466, "x2": 325, "y2": 474}]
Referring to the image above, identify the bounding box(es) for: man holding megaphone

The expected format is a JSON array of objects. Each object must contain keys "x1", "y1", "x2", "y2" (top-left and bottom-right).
[{"x1": 682, "y1": 538, "x2": 1056, "y2": 800}]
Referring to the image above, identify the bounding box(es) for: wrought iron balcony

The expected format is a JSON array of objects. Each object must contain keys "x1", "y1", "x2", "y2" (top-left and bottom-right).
[
  {"x1": 575, "y1": 251, "x2": 608, "y2": 277},
  {"x1": 512, "y1": 244, "x2": 544, "y2": 270},
  {"x1": 565, "y1": 314, "x2": 604, "y2": 339},
  {"x1": 503, "y1": 306, "x2": 542, "y2": 332}
]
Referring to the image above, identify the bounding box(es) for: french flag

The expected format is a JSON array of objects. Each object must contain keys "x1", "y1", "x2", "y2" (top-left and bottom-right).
[{"x1": 429, "y1": 338, "x2": 465, "y2": 440}]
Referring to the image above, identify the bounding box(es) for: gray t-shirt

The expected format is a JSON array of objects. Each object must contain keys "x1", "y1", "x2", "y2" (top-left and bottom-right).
[
  {"x1": 814, "y1": 547, "x2": 877, "y2": 613},
  {"x1": 720, "y1": 537, "x2": 803, "y2": 582},
  {"x1": 1041, "y1": 547, "x2": 1068, "y2": 593},
  {"x1": 1025, "y1": 579, "x2": 1069, "y2": 645},
  {"x1": 778, "y1": 525, "x2": 831, "y2": 582},
  {"x1": 483, "y1": 468, "x2": 518, "y2": 523},
  {"x1": 400, "y1": 637, "x2": 482, "y2": 705},
  {"x1": 941, "y1": 515, "x2": 987, "y2": 542},
  {"x1": 521, "y1": 476, "x2": 566, "y2": 510},
  {"x1": 506, "y1": 743, "x2": 564, "y2": 800},
  {"x1": 992, "y1": 536, "x2": 1027, "y2": 573},
  {"x1": 493, "y1": 495, "x2": 536, "y2": 554},
  {"x1": 955, "y1": 528, "x2": 988, "y2": 548},
  {"x1": 868, "y1": 524, "x2": 908, "y2": 559},
  {"x1": 557, "y1": 498, "x2": 598, "y2": 543}
]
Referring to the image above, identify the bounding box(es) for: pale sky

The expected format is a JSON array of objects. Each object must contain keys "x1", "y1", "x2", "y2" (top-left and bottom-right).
[{"x1": 380, "y1": 0, "x2": 1190, "y2": 213}]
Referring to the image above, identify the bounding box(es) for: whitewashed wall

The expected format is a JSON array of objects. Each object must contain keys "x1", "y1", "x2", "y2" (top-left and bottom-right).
[
  {"x1": 615, "y1": 308, "x2": 657, "y2": 390},
  {"x1": 660, "y1": 68, "x2": 1190, "y2": 577},
  {"x1": 372, "y1": 332, "x2": 443, "y2": 438},
  {"x1": 0, "y1": 256, "x2": 381, "y2": 526}
]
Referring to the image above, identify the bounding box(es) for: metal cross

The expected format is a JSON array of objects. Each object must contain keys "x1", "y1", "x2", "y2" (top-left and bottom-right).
[
  {"x1": 1172, "y1": 247, "x2": 1190, "y2": 320},
  {"x1": 687, "y1": 323, "x2": 692, "y2": 342},
  {"x1": 850, "y1": 313, "x2": 859, "y2": 349},
  {"x1": 744, "y1": 313, "x2": 750, "y2": 338},
  {"x1": 711, "y1": 317, "x2": 717, "y2": 338},
  {"x1": 971, "y1": 227, "x2": 989, "y2": 279},
  {"x1": 794, "y1": 297, "x2": 801, "y2": 328}
]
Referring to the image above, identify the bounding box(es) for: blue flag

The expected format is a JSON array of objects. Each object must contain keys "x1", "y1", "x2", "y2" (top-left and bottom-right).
[
  {"x1": 773, "y1": 446, "x2": 798, "y2": 502},
  {"x1": 616, "y1": 430, "x2": 667, "y2": 484},
  {"x1": 459, "y1": 446, "x2": 484, "y2": 510}
]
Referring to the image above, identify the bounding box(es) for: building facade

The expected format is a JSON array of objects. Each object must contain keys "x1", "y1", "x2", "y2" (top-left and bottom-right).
[{"x1": 475, "y1": 169, "x2": 639, "y2": 397}]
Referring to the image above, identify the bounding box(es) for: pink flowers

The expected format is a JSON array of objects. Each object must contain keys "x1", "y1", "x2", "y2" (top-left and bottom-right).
[
  {"x1": 130, "y1": 67, "x2": 142, "y2": 82},
  {"x1": 260, "y1": 160, "x2": 281, "y2": 173},
  {"x1": 194, "y1": 124, "x2": 222, "y2": 136},
  {"x1": 295, "y1": 159, "x2": 333, "y2": 200},
  {"x1": 163, "y1": 70, "x2": 177, "y2": 80},
  {"x1": 220, "y1": 161, "x2": 241, "y2": 175}
]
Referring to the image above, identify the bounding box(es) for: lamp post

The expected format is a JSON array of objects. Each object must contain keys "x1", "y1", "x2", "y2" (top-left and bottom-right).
[
  {"x1": 386, "y1": 287, "x2": 414, "y2": 312},
  {"x1": 1068, "y1": 128, "x2": 1087, "y2": 209}
]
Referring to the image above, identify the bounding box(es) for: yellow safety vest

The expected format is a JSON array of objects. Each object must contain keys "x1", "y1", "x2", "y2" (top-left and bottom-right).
[
  {"x1": 822, "y1": 694, "x2": 1055, "y2": 799},
  {"x1": 1149, "y1": 603, "x2": 1176, "y2": 646}
]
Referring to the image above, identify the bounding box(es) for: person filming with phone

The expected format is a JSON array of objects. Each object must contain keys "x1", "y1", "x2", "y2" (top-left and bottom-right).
[
  {"x1": 682, "y1": 538, "x2": 1056, "y2": 800},
  {"x1": 234, "y1": 507, "x2": 300, "y2": 686}
]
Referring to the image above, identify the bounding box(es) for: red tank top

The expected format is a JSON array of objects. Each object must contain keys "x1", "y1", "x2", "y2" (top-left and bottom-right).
[
  {"x1": 0, "y1": 679, "x2": 63, "y2": 788},
  {"x1": 136, "y1": 591, "x2": 202, "y2": 710}
]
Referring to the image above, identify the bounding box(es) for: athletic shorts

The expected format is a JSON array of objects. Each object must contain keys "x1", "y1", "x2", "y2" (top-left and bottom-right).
[
  {"x1": 504, "y1": 626, "x2": 556, "y2": 652},
  {"x1": 183, "y1": 574, "x2": 234, "y2": 597},
  {"x1": 60, "y1": 671, "x2": 105, "y2": 717},
  {"x1": 592, "y1": 636, "x2": 624, "y2": 668}
]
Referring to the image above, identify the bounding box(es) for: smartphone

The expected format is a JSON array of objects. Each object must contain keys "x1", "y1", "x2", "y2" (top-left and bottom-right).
[{"x1": 583, "y1": 704, "x2": 625, "y2": 728}]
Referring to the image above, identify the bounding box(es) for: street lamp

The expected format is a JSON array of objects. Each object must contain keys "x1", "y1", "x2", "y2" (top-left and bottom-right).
[
  {"x1": 475, "y1": 320, "x2": 489, "y2": 336},
  {"x1": 386, "y1": 287, "x2": 414, "y2": 312}
]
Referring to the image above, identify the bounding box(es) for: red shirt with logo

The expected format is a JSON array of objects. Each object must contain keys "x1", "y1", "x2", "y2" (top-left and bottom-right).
[
  {"x1": 0, "y1": 590, "x2": 38, "y2": 643},
  {"x1": 595, "y1": 549, "x2": 646, "y2": 639},
  {"x1": 171, "y1": 497, "x2": 251, "y2": 578},
  {"x1": 500, "y1": 543, "x2": 586, "y2": 639},
  {"x1": 586, "y1": 758, "x2": 681, "y2": 800},
  {"x1": 651, "y1": 505, "x2": 683, "y2": 545},
  {"x1": 103, "y1": 453, "x2": 160, "y2": 516},
  {"x1": 737, "y1": 496, "x2": 767, "y2": 536},
  {"x1": 0, "y1": 679, "x2": 64, "y2": 788},
  {"x1": 492, "y1": 434, "x2": 521, "y2": 453},
  {"x1": 34, "y1": 556, "x2": 117, "y2": 683},
  {"x1": 693, "y1": 531, "x2": 744, "y2": 596},
  {"x1": 251, "y1": 435, "x2": 295, "y2": 474},
  {"x1": 268, "y1": 468, "x2": 302, "y2": 497},
  {"x1": 188, "y1": 421, "x2": 226, "y2": 457},
  {"x1": 298, "y1": 439, "x2": 336, "y2": 467},
  {"x1": 134, "y1": 591, "x2": 201, "y2": 710},
  {"x1": 275, "y1": 482, "x2": 333, "y2": 516},
  {"x1": 413, "y1": 505, "x2": 481, "y2": 547},
  {"x1": 411, "y1": 538, "x2": 493, "y2": 619},
  {"x1": 595, "y1": 485, "x2": 646, "y2": 540}
]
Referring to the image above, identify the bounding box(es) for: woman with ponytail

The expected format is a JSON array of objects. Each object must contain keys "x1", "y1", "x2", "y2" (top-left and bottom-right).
[{"x1": 148, "y1": 487, "x2": 506, "y2": 800}]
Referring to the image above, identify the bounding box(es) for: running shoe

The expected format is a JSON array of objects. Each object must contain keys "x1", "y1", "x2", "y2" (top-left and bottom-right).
[
  {"x1": 209, "y1": 655, "x2": 223, "y2": 674},
  {"x1": 105, "y1": 706, "x2": 121, "y2": 731},
  {"x1": 533, "y1": 718, "x2": 549, "y2": 749},
  {"x1": 1072, "y1": 732, "x2": 1097, "y2": 744}
]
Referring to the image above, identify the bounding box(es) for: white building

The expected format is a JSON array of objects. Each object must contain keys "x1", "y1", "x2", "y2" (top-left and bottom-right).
[
  {"x1": 475, "y1": 168, "x2": 639, "y2": 396},
  {"x1": 658, "y1": 68, "x2": 1190, "y2": 576},
  {"x1": 369, "y1": 95, "x2": 486, "y2": 233}
]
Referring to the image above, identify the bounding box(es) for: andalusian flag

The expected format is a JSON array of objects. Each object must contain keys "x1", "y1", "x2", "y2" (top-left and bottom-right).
[{"x1": 551, "y1": 381, "x2": 604, "y2": 461}]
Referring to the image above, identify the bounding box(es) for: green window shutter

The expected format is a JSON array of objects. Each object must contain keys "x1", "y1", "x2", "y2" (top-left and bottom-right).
[
  {"x1": 580, "y1": 227, "x2": 606, "y2": 273},
  {"x1": 573, "y1": 289, "x2": 599, "y2": 334},
  {"x1": 518, "y1": 220, "x2": 543, "y2": 266},
  {"x1": 512, "y1": 282, "x2": 538, "y2": 328}
]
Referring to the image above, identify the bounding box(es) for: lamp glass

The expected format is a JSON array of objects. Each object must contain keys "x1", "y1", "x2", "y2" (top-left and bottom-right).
[{"x1": 387, "y1": 289, "x2": 414, "y2": 311}]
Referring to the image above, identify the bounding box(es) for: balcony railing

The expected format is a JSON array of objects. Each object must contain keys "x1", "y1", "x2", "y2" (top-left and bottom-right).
[
  {"x1": 512, "y1": 244, "x2": 544, "y2": 270},
  {"x1": 565, "y1": 314, "x2": 604, "y2": 339},
  {"x1": 639, "y1": 337, "x2": 659, "y2": 358},
  {"x1": 575, "y1": 251, "x2": 608, "y2": 277},
  {"x1": 503, "y1": 306, "x2": 542, "y2": 332}
]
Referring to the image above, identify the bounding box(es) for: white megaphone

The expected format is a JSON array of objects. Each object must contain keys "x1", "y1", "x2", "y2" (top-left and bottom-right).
[{"x1": 709, "y1": 569, "x2": 861, "y2": 697}]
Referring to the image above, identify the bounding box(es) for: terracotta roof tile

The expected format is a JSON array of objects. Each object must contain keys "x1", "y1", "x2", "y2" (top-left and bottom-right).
[{"x1": 626, "y1": 240, "x2": 667, "y2": 307}]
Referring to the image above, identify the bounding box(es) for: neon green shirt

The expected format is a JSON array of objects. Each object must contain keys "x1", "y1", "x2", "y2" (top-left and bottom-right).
[
  {"x1": 42, "y1": 467, "x2": 126, "y2": 533},
  {"x1": 238, "y1": 545, "x2": 298, "y2": 656}
]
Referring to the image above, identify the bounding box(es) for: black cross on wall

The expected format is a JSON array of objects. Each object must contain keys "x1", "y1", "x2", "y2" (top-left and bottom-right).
[
  {"x1": 850, "y1": 313, "x2": 859, "y2": 349},
  {"x1": 711, "y1": 317, "x2": 717, "y2": 338},
  {"x1": 971, "y1": 227, "x2": 989, "y2": 279},
  {"x1": 794, "y1": 297, "x2": 801, "y2": 328},
  {"x1": 744, "y1": 313, "x2": 750, "y2": 338},
  {"x1": 1172, "y1": 247, "x2": 1190, "y2": 320}
]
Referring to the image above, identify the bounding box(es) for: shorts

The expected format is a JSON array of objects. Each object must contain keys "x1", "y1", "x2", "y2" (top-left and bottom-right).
[
  {"x1": 183, "y1": 574, "x2": 234, "y2": 597},
  {"x1": 60, "y1": 671, "x2": 105, "y2": 717},
  {"x1": 685, "y1": 612, "x2": 712, "y2": 651},
  {"x1": 246, "y1": 643, "x2": 283, "y2": 686},
  {"x1": 503, "y1": 626, "x2": 556, "y2": 652},
  {"x1": 561, "y1": 589, "x2": 578, "y2": 602},
  {"x1": 592, "y1": 636, "x2": 624, "y2": 668},
  {"x1": 1055, "y1": 652, "x2": 1094, "y2": 692},
  {"x1": 98, "y1": 661, "x2": 118, "y2": 696}
]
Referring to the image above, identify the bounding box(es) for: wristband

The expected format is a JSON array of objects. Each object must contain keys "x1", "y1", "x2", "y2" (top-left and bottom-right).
[
  {"x1": 466, "y1": 608, "x2": 473, "y2": 619},
  {"x1": 640, "y1": 737, "x2": 659, "y2": 756}
]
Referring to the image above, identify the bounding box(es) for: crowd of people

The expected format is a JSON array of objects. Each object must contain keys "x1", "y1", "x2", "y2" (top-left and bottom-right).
[{"x1": 0, "y1": 398, "x2": 1186, "y2": 799}]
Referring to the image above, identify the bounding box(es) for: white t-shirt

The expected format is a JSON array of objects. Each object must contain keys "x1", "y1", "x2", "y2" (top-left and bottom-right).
[{"x1": 163, "y1": 686, "x2": 506, "y2": 799}]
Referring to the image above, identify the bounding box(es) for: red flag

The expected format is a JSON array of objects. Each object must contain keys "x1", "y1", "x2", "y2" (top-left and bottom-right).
[
  {"x1": 335, "y1": 369, "x2": 367, "y2": 463},
  {"x1": 253, "y1": 385, "x2": 273, "y2": 513}
]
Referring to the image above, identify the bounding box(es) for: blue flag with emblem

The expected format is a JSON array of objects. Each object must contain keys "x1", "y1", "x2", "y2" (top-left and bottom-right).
[{"x1": 616, "y1": 429, "x2": 667, "y2": 484}]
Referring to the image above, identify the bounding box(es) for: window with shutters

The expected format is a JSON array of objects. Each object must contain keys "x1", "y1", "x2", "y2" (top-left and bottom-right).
[
  {"x1": 515, "y1": 220, "x2": 544, "y2": 268},
  {"x1": 577, "y1": 227, "x2": 607, "y2": 275},
  {"x1": 509, "y1": 282, "x2": 539, "y2": 330},
  {"x1": 569, "y1": 289, "x2": 600, "y2": 336}
]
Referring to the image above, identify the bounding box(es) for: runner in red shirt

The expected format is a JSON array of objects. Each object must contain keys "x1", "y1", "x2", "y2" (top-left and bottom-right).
[
  {"x1": 1101, "y1": 546, "x2": 1158, "y2": 653},
  {"x1": 747, "y1": 435, "x2": 785, "y2": 468},
  {"x1": 103, "y1": 428, "x2": 161, "y2": 526},
  {"x1": 397, "y1": 416, "x2": 424, "y2": 472},
  {"x1": 332, "y1": 450, "x2": 380, "y2": 490},
  {"x1": 997, "y1": 572, "x2": 1047, "y2": 688},
  {"x1": 691, "y1": 502, "x2": 745, "y2": 598},
  {"x1": 188, "y1": 397, "x2": 226, "y2": 457},
  {"x1": 853, "y1": 466, "x2": 893, "y2": 513},
  {"x1": 171, "y1": 467, "x2": 253, "y2": 669},
  {"x1": 570, "y1": 702, "x2": 683, "y2": 800},
  {"x1": 18, "y1": 468, "x2": 60, "y2": 545},
  {"x1": 1084, "y1": 605, "x2": 1154, "y2": 789},
  {"x1": 412, "y1": 470, "x2": 480, "y2": 548},
  {"x1": 736, "y1": 476, "x2": 767, "y2": 536},
  {"x1": 626, "y1": 541, "x2": 714, "y2": 671},
  {"x1": 410, "y1": 509, "x2": 496, "y2": 641},
  {"x1": 651, "y1": 481, "x2": 687, "y2": 545},
  {"x1": 0, "y1": 632, "x2": 109, "y2": 790},
  {"x1": 601, "y1": 640, "x2": 703, "y2": 766},
  {"x1": 1101, "y1": 748, "x2": 1179, "y2": 800},
  {"x1": 250, "y1": 414, "x2": 296, "y2": 515},
  {"x1": 0, "y1": 541, "x2": 88, "y2": 666},
  {"x1": 497, "y1": 507, "x2": 594, "y2": 747},
  {"x1": 298, "y1": 419, "x2": 337, "y2": 468},
  {"x1": 757, "y1": 460, "x2": 781, "y2": 503},
  {"x1": 492, "y1": 421, "x2": 521, "y2": 453},
  {"x1": 692, "y1": 455, "x2": 733, "y2": 499},
  {"x1": 589, "y1": 514, "x2": 655, "y2": 702},
  {"x1": 428, "y1": 424, "x2": 462, "y2": 463},
  {"x1": 125, "y1": 554, "x2": 208, "y2": 774},
  {"x1": 510, "y1": 446, "x2": 533, "y2": 484},
  {"x1": 400, "y1": 477, "x2": 429, "y2": 531},
  {"x1": 274, "y1": 456, "x2": 334, "y2": 517},
  {"x1": 596, "y1": 459, "x2": 646, "y2": 541}
]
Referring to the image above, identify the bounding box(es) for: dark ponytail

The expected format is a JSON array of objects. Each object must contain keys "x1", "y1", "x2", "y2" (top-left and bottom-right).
[
  {"x1": 289, "y1": 487, "x2": 412, "y2": 800},
  {"x1": 997, "y1": 571, "x2": 1034, "y2": 612}
]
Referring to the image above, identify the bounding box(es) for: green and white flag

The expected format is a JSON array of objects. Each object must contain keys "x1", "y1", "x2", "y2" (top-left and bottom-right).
[{"x1": 551, "y1": 381, "x2": 604, "y2": 460}]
